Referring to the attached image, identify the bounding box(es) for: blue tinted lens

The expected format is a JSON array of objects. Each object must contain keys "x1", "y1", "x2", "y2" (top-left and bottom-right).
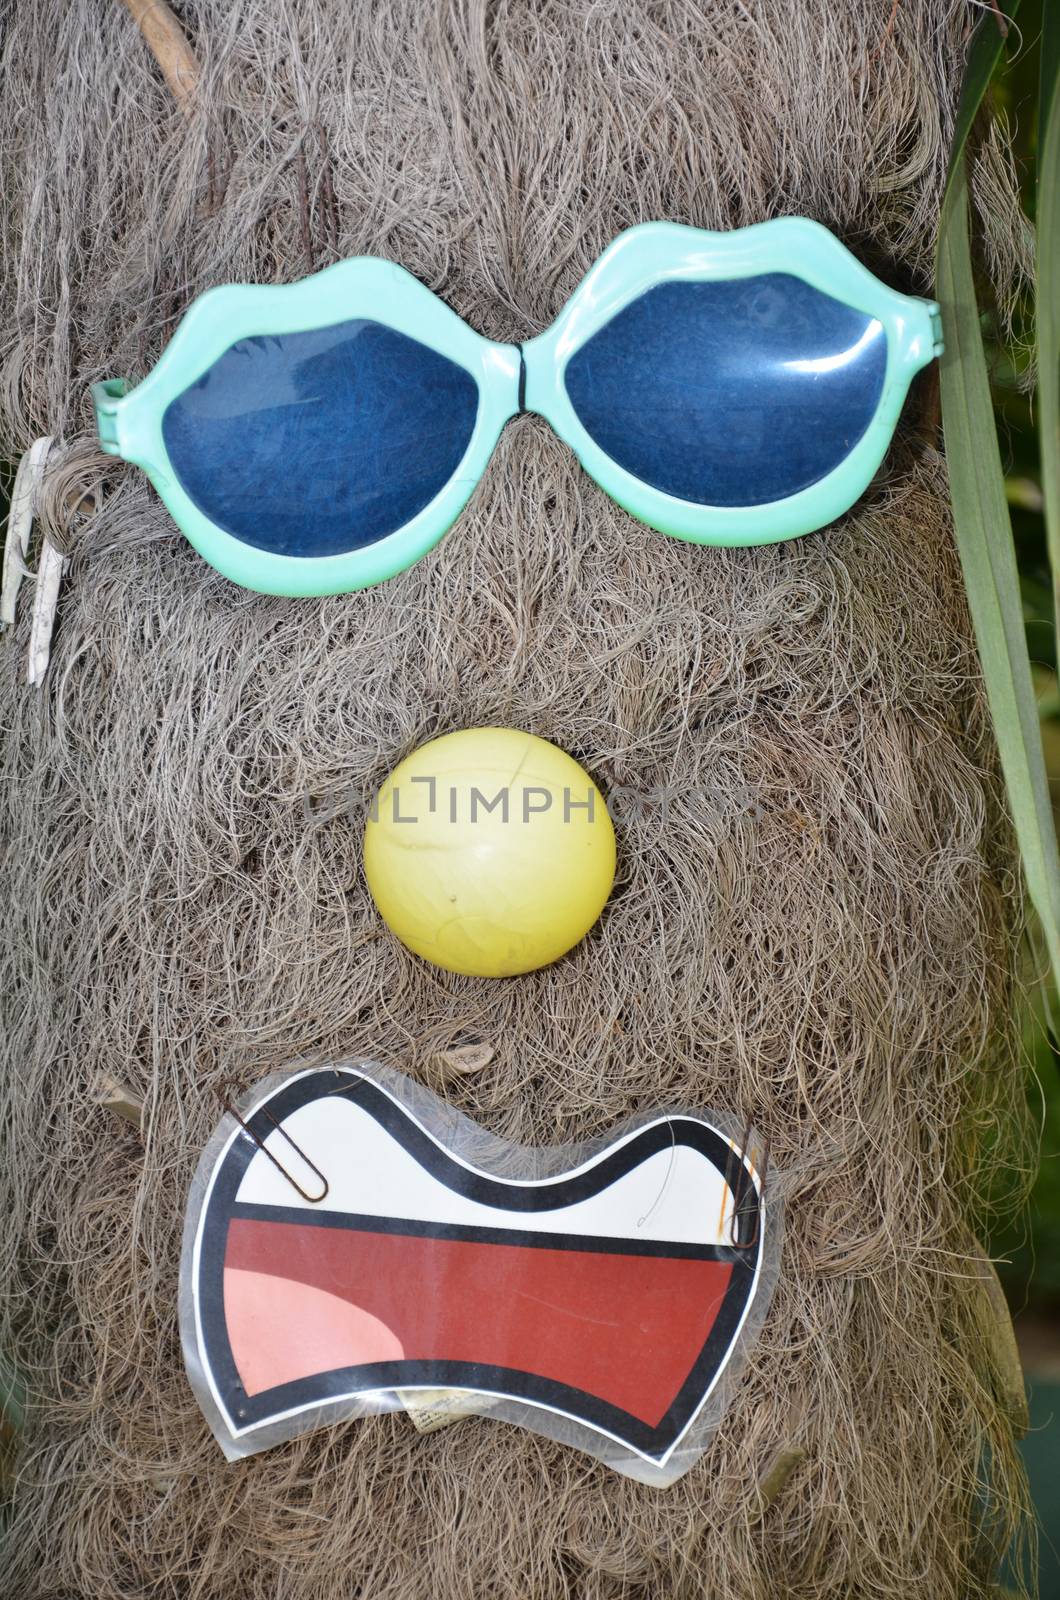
[
  {"x1": 162, "y1": 320, "x2": 479, "y2": 557},
  {"x1": 563, "y1": 276, "x2": 887, "y2": 508}
]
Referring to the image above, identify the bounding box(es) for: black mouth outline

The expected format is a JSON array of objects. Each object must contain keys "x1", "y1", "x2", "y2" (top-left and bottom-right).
[{"x1": 192, "y1": 1069, "x2": 764, "y2": 1463}]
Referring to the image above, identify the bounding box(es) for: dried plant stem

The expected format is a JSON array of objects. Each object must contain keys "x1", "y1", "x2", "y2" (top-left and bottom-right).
[{"x1": 117, "y1": 0, "x2": 199, "y2": 112}]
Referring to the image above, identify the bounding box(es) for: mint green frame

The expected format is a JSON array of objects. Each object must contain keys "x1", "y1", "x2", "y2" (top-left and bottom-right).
[
  {"x1": 93, "y1": 258, "x2": 522, "y2": 596},
  {"x1": 524, "y1": 218, "x2": 941, "y2": 546},
  {"x1": 93, "y1": 218, "x2": 942, "y2": 596}
]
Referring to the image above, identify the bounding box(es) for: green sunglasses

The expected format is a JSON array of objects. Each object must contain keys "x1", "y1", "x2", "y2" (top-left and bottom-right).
[{"x1": 92, "y1": 218, "x2": 942, "y2": 597}]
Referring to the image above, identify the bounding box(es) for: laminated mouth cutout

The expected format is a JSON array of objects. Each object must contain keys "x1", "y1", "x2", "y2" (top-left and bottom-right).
[{"x1": 181, "y1": 1064, "x2": 778, "y2": 1483}]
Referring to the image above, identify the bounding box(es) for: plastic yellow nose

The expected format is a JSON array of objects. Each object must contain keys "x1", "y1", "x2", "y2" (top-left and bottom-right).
[{"x1": 364, "y1": 727, "x2": 616, "y2": 977}]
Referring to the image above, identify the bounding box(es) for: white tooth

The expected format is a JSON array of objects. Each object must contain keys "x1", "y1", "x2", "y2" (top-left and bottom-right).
[{"x1": 235, "y1": 1076, "x2": 740, "y2": 1248}]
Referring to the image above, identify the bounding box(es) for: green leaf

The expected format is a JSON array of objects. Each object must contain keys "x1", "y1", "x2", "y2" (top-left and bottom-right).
[
  {"x1": 946, "y1": 5, "x2": 1018, "y2": 184},
  {"x1": 1039, "y1": 2, "x2": 1060, "y2": 592},
  {"x1": 937, "y1": 2, "x2": 1060, "y2": 983}
]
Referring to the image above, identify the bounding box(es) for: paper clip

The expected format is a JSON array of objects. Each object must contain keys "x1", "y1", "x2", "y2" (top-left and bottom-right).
[
  {"x1": 724, "y1": 1117, "x2": 768, "y2": 1250},
  {"x1": 222, "y1": 1092, "x2": 330, "y2": 1203}
]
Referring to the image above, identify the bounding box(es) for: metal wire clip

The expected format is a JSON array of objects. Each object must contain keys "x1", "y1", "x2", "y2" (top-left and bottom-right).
[
  {"x1": 723, "y1": 1117, "x2": 769, "y2": 1250},
  {"x1": 222, "y1": 1090, "x2": 330, "y2": 1204}
]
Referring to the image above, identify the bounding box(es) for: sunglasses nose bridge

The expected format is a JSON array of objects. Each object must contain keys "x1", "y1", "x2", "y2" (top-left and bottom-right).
[
  {"x1": 482, "y1": 340, "x2": 522, "y2": 411},
  {"x1": 516, "y1": 329, "x2": 559, "y2": 424}
]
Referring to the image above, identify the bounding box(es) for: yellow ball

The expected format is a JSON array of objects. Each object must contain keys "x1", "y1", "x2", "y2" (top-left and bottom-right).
[{"x1": 364, "y1": 728, "x2": 616, "y2": 977}]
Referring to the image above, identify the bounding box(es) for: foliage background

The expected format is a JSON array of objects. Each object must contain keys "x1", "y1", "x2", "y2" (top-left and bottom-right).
[
  {"x1": 987, "y1": 0, "x2": 1060, "y2": 1320},
  {"x1": 986, "y1": 3, "x2": 1060, "y2": 1590}
]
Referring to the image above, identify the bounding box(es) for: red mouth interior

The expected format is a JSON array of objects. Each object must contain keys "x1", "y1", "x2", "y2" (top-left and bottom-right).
[{"x1": 224, "y1": 1216, "x2": 733, "y2": 1427}]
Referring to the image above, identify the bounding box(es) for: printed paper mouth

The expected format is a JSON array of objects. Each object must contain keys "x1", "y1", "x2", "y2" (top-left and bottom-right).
[
  {"x1": 182, "y1": 1064, "x2": 772, "y2": 1475},
  {"x1": 222, "y1": 1212, "x2": 736, "y2": 1426}
]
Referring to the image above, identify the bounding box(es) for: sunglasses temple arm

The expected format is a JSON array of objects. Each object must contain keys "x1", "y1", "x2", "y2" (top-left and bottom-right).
[{"x1": 92, "y1": 379, "x2": 131, "y2": 457}]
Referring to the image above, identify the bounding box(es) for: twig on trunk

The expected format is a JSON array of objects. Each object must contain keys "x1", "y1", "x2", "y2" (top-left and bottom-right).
[{"x1": 118, "y1": 0, "x2": 200, "y2": 114}]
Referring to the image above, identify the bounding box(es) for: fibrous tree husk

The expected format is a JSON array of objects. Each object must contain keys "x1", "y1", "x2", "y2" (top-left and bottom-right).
[{"x1": 0, "y1": 3, "x2": 1035, "y2": 1596}]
